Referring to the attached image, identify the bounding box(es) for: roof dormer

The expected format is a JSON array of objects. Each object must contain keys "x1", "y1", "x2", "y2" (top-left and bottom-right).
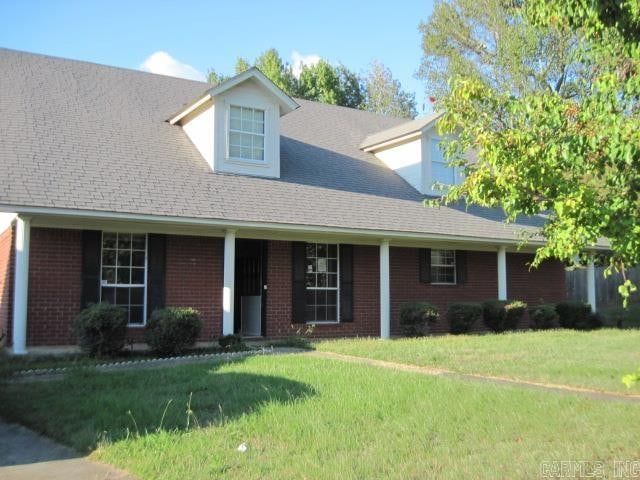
[
  {"x1": 360, "y1": 112, "x2": 466, "y2": 196},
  {"x1": 170, "y1": 68, "x2": 299, "y2": 179}
]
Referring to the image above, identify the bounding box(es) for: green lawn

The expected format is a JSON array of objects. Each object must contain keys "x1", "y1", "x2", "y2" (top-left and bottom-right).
[
  {"x1": 1, "y1": 352, "x2": 639, "y2": 479},
  {"x1": 317, "y1": 329, "x2": 640, "y2": 394}
]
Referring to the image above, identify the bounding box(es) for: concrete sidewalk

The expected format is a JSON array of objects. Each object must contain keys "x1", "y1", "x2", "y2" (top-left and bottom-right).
[{"x1": 0, "y1": 419, "x2": 133, "y2": 479}]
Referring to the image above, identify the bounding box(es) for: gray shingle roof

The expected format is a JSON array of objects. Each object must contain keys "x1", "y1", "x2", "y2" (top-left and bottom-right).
[
  {"x1": 360, "y1": 112, "x2": 442, "y2": 150},
  {"x1": 0, "y1": 48, "x2": 545, "y2": 242}
]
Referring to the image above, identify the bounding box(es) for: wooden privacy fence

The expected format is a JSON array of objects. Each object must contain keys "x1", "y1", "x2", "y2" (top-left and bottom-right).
[{"x1": 566, "y1": 266, "x2": 640, "y2": 309}]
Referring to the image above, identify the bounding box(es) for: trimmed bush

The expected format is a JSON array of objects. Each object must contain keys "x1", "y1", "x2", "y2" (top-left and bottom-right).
[
  {"x1": 555, "y1": 301, "x2": 598, "y2": 330},
  {"x1": 218, "y1": 334, "x2": 246, "y2": 350},
  {"x1": 504, "y1": 300, "x2": 527, "y2": 330},
  {"x1": 529, "y1": 304, "x2": 558, "y2": 330},
  {"x1": 482, "y1": 300, "x2": 527, "y2": 332},
  {"x1": 74, "y1": 303, "x2": 127, "y2": 357},
  {"x1": 447, "y1": 302, "x2": 482, "y2": 334},
  {"x1": 399, "y1": 302, "x2": 439, "y2": 336},
  {"x1": 146, "y1": 307, "x2": 202, "y2": 355}
]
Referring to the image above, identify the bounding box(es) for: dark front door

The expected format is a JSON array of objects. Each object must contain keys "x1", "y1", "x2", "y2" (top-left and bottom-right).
[{"x1": 234, "y1": 240, "x2": 267, "y2": 336}]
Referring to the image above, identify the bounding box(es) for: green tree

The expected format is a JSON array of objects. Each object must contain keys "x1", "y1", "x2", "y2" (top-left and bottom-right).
[
  {"x1": 298, "y1": 60, "x2": 343, "y2": 105},
  {"x1": 206, "y1": 69, "x2": 228, "y2": 87},
  {"x1": 336, "y1": 64, "x2": 366, "y2": 109},
  {"x1": 253, "y1": 49, "x2": 298, "y2": 96},
  {"x1": 226, "y1": 50, "x2": 297, "y2": 96},
  {"x1": 364, "y1": 60, "x2": 417, "y2": 118},
  {"x1": 234, "y1": 57, "x2": 251, "y2": 75},
  {"x1": 431, "y1": 0, "x2": 640, "y2": 306},
  {"x1": 418, "y1": 0, "x2": 580, "y2": 101}
]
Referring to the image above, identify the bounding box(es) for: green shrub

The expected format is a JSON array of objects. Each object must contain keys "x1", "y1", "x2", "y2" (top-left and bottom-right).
[
  {"x1": 218, "y1": 334, "x2": 246, "y2": 351},
  {"x1": 504, "y1": 300, "x2": 527, "y2": 329},
  {"x1": 482, "y1": 300, "x2": 527, "y2": 332},
  {"x1": 529, "y1": 304, "x2": 558, "y2": 330},
  {"x1": 447, "y1": 302, "x2": 482, "y2": 334},
  {"x1": 555, "y1": 301, "x2": 597, "y2": 330},
  {"x1": 399, "y1": 302, "x2": 439, "y2": 336},
  {"x1": 145, "y1": 307, "x2": 202, "y2": 355},
  {"x1": 599, "y1": 304, "x2": 640, "y2": 328},
  {"x1": 74, "y1": 303, "x2": 127, "y2": 357}
]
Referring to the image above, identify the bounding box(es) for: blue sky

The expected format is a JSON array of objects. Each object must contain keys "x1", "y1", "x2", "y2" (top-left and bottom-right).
[{"x1": 1, "y1": 0, "x2": 435, "y2": 114}]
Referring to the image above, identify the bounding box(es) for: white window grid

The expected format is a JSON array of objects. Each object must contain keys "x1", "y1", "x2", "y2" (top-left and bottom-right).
[
  {"x1": 430, "y1": 249, "x2": 456, "y2": 285},
  {"x1": 229, "y1": 105, "x2": 265, "y2": 162},
  {"x1": 99, "y1": 232, "x2": 148, "y2": 326},
  {"x1": 305, "y1": 243, "x2": 340, "y2": 323}
]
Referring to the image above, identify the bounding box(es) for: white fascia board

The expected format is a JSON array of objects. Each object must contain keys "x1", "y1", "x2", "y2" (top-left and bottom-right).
[
  {"x1": 209, "y1": 68, "x2": 299, "y2": 115},
  {"x1": 362, "y1": 132, "x2": 422, "y2": 153},
  {"x1": 169, "y1": 94, "x2": 212, "y2": 125},
  {"x1": 0, "y1": 204, "x2": 564, "y2": 250}
]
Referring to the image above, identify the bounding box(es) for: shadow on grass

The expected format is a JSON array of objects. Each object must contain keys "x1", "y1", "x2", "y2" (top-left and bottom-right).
[{"x1": 0, "y1": 357, "x2": 316, "y2": 453}]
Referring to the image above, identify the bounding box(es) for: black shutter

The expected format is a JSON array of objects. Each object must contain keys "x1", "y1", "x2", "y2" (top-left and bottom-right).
[
  {"x1": 419, "y1": 248, "x2": 431, "y2": 284},
  {"x1": 456, "y1": 250, "x2": 468, "y2": 284},
  {"x1": 81, "y1": 230, "x2": 102, "y2": 308},
  {"x1": 339, "y1": 244, "x2": 354, "y2": 322},
  {"x1": 291, "y1": 242, "x2": 307, "y2": 323},
  {"x1": 147, "y1": 234, "x2": 166, "y2": 318}
]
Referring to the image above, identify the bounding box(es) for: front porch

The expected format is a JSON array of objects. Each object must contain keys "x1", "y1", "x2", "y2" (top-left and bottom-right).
[{"x1": 2, "y1": 214, "x2": 576, "y2": 354}]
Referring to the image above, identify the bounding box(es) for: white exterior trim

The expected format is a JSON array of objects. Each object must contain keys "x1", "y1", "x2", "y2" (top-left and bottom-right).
[
  {"x1": 380, "y1": 239, "x2": 390, "y2": 339},
  {"x1": 169, "y1": 94, "x2": 212, "y2": 125},
  {"x1": 12, "y1": 216, "x2": 31, "y2": 355},
  {"x1": 222, "y1": 230, "x2": 236, "y2": 335},
  {"x1": 0, "y1": 204, "x2": 583, "y2": 250},
  {"x1": 497, "y1": 246, "x2": 507, "y2": 300},
  {"x1": 587, "y1": 256, "x2": 597, "y2": 312}
]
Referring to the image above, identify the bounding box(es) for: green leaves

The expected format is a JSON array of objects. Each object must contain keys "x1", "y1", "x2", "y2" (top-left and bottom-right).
[{"x1": 433, "y1": 0, "x2": 640, "y2": 305}]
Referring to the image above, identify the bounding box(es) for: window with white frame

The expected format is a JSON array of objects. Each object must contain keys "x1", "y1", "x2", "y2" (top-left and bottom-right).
[
  {"x1": 100, "y1": 232, "x2": 147, "y2": 325},
  {"x1": 431, "y1": 138, "x2": 456, "y2": 187},
  {"x1": 229, "y1": 105, "x2": 265, "y2": 161},
  {"x1": 305, "y1": 243, "x2": 339, "y2": 322},
  {"x1": 431, "y1": 249, "x2": 456, "y2": 284}
]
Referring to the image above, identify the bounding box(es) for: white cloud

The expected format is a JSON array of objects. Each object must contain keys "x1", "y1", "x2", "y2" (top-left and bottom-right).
[
  {"x1": 139, "y1": 51, "x2": 205, "y2": 82},
  {"x1": 291, "y1": 50, "x2": 321, "y2": 77}
]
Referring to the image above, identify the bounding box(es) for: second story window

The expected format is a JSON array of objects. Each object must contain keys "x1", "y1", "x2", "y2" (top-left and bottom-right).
[
  {"x1": 229, "y1": 105, "x2": 265, "y2": 161},
  {"x1": 431, "y1": 139, "x2": 456, "y2": 187}
]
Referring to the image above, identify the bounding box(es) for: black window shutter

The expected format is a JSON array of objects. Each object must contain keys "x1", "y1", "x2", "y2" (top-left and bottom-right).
[
  {"x1": 419, "y1": 248, "x2": 431, "y2": 284},
  {"x1": 339, "y1": 244, "x2": 354, "y2": 322},
  {"x1": 456, "y1": 250, "x2": 468, "y2": 284},
  {"x1": 291, "y1": 242, "x2": 307, "y2": 323},
  {"x1": 81, "y1": 230, "x2": 102, "y2": 308},
  {"x1": 147, "y1": 234, "x2": 166, "y2": 319}
]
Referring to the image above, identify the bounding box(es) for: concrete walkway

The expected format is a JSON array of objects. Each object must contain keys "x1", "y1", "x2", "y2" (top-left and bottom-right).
[
  {"x1": 0, "y1": 419, "x2": 133, "y2": 479},
  {"x1": 309, "y1": 351, "x2": 640, "y2": 403}
]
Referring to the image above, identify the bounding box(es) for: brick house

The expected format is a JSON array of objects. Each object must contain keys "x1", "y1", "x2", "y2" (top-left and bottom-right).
[{"x1": 0, "y1": 49, "x2": 588, "y2": 354}]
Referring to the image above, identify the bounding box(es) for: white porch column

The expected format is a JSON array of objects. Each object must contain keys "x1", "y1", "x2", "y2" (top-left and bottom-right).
[
  {"x1": 380, "y1": 239, "x2": 390, "y2": 339},
  {"x1": 222, "y1": 229, "x2": 236, "y2": 336},
  {"x1": 12, "y1": 216, "x2": 31, "y2": 355},
  {"x1": 497, "y1": 246, "x2": 507, "y2": 301},
  {"x1": 587, "y1": 255, "x2": 597, "y2": 313}
]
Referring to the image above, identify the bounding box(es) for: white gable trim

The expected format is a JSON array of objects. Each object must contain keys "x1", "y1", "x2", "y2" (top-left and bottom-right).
[
  {"x1": 169, "y1": 68, "x2": 299, "y2": 125},
  {"x1": 209, "y1": 68, "x2": 299, "y2": 115}
]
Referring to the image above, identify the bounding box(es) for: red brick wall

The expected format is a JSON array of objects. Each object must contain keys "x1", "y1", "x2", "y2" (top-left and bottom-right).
[
  {"x1": 266, "y1": 242, "x2": 380, "y2": 338},
  {"x1": 0, "y1": 224, "x2": 15, "y2": 346},
  {"x1": 27, "y1": 228, "x2": 83, "y2": 345},
  {"x1": 164, "y1": 235, "x2": 223, "y2": 342},
  {"x1": 18, "y1": 231, "x2": 568, "y2": 346},
  {"x1": 390, "y1": 248, "x2": 567, "y2": 334}
]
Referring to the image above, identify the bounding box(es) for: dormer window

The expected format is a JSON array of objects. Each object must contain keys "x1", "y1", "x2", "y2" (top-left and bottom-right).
[
  {"x1": 229, "y1": 105, "x2": 265, "y2": 162},
  {"x1": 431, "y1": 138, "x2": 455, "y2": 186}
]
